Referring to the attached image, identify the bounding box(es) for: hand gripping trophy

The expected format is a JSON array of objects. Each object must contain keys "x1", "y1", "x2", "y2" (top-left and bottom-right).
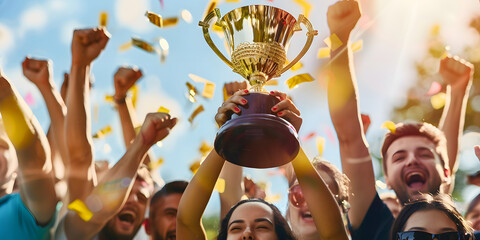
[{"x1": 199, "y1": 5, "x2": 317, "y2": 168}]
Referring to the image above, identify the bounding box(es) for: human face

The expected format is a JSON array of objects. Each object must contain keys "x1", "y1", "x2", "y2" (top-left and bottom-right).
[
  {"x1": 466, "y1": 201, "x2": 480, "y2": 231},
  {"x1": 102, "y1": 178, "x2": 153, "y2": 239},
  {"x1": 385, "y1": 136, "x2": 448, "y2": 204},
  {"x1": 227, "y1": 202, "x2": 278, "y2": 240},
  {"x1": 402, "y1": 209, "x2": 458, "y2": 234},
  {"x1": 148, "y1": 193, "x2": 182, "y2": 240},
  {"x1": 287, "y1": 171, "x2": 337, "y2": 239},
  {"x1": 0, "y1": 131, "x2": 17, "y2": 195}
]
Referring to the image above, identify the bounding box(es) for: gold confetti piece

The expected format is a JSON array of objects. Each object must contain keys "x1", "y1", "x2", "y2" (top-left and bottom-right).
[
  {"x1": 428, "y1": 40, "x2": 449, "y2": 59},
  {"x1": 430, "y1": 24, "x2": 440, "y2": 37},
  {"x1": 134, "y1": 125, "x2": 141, "y2": 135},
  {"x1": 99, "y1": 11, "x2": 108, "y2": 27},
  {"x1": 316, "y1": 136, "x2": 325, "y2": 157},
  {"x1": 132, "y1": 38, "x2": 156, "y2": 53},
  {"x1": 381, "y1": 121, "x2": 396, "y2": 134},
  {"x1": 324, "y1": 34, "x2": 343, "y2": 52},
  {"x1": 130, "y1": 85, "x2": 138, "y2": 108},
  {"x1": 181, "y1": 9, "x2": 193, "y2": 23},
  {"x1": 190, "y1": 159, "x2": 201, "y2": 174},
  {"x1": 186, "y1": 82, "x2": 197, "y2": 103},
  {"x1": 199, "y1": 141, "x2": 213, "y2": 156},
  {"x1": 145, "y1": 11, "x2": 163, "y2": 28},
  {"x1": 225, "y1": 0, "x2": 240, "y2": 2},
  {"x1": 93, "y1": 125, "x2": 113, "y2": 139},
  {"x1": 212, "y1": 24, "x2": 224, "y2": 33},
  {"x1": 68, "y1": 199, "x2": 93, "y2": 222},
  {"x1": 162, "y1": 17, "x2": 179, "y2": 27},
  {"x1": 119, "y1": 41, "x2": 133, "y2": 52},
  {"x1": 291, "y1": 62, "x2": 303, "y2": 71},
  {"x1": 157, "y1": 106, "x2": 170, "y2": 113},
  {"x1": 264, "y1": 79, "x2": 278, "y2": 86},
  {"x1": 285, "y1": 73, "x2": 314, "y2": 89},
  {"x1": 351, "y1": 39, "x2": 363, "y2": 52},
  {"x1": 431, "y1": 92, "x2": 446, "y2": 110},
  {"x1": 202, "y1": 82, "x2": 216, "y2": 99},
  {"x1": 293, "y1": 0, "x2": 312, "y2": 18},
  {"x1": 214, "y1": 178, "x2": 226, "y2": 193},
  {"x1": 189, "y1": 73, "x2": 210, "y2": 84},
  {"x1": 317, "y1": 47, "x2": 330, "y2": 58},
  {"x1": 188, "y1": 105, "x2": 205, "y2": 123},
  {"x1": 265, "y1": 194, "x2": 281, "y2": 203},
  {"x1": 375, "y1": 180, "x2": 387, "y2": 189},
  {"x1": 149, "y1": 158, "x2": 164, "y2": 170},
  {"x1": 204, "y1": 0, "x2": 217, "y2": 19}
]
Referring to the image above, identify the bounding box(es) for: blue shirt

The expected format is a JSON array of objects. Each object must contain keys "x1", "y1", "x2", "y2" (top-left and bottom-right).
[{"x1": 0, "y1": 193, "x2": 56, "y2": 240}]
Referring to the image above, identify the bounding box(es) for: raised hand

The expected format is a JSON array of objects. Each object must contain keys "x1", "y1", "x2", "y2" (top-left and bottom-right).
[
  {"x1": 0, "y1": 71, "x2": 13, "y2": 102},
  {"x1": 22, "y1": 57, "x2": 53, "y2": 87},
  {"x1": 243, "y1": 177, "x2": 266, "y2": 200},
  {"x1": 60, "y1": 73, "x2": 69, "y2": 101},
  {"x1": 439, "y1": 56, "x2": 474, "y2": 92},
  {"x1": 270, "y1": 91, "x2": 302, "y2": 132},
  {"x1": 215, "y1": 89, "x2": 249, "y2": 127},
  {"x1": 113, "y1": 67, "x2": 143, "y2": 101},
  {"x1": 327, "y1": 0, "x2": 361, "y2": 41},
  {"x1": 71, "y1": 28, "x2": 110, "y2": 66},
  {"x1": 139, "y1": 112, "x2": 177, "y2": 146}
]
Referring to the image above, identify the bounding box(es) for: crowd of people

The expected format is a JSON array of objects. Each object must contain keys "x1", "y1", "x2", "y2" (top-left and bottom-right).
[{"x1": 1, "y1": 0, "x2": 480, "y2": 239}]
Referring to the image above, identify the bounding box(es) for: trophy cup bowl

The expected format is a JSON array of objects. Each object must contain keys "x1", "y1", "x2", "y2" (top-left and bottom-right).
[{"x1": 199, "y1": 5, "x2": 317, "y2": 168}]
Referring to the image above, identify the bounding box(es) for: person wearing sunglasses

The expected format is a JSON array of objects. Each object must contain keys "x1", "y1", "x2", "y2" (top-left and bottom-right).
[{"x1": 390, "y1": 194, "x2": 474, "y2": 240}]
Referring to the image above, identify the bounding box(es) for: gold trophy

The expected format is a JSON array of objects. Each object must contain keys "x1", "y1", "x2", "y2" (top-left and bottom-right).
[{"x1": 199, "y1": 5, "x2": 317, "y2": 168}]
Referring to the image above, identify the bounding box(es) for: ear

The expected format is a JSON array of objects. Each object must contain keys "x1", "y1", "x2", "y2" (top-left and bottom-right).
[
  {"x1": 143, "y1": 218, "x2": 151, "y2": 235},
  {"x1": 384, "y1": 175, "x2": 393, "y2": 190}
]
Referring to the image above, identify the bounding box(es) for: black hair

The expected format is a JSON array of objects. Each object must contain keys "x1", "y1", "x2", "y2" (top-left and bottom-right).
[{"x1": 149, "y1": 180, "x2": 188, "y2": 208}]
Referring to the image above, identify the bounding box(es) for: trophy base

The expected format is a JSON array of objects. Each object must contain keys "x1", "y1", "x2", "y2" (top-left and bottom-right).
[{"x1": 214, "y1": 93, "x2": 299, "y2": 168}]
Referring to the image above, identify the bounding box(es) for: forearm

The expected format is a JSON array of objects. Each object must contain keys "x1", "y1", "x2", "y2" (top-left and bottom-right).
[
  {"x1": 292, "y1": 148, "x2": 348, "y2": 240},
  {"x1": 177, "y1": 150, "x2": 225, "y2": 240},
  {"x1": 116, "y1": 97, "x2": 138, "y2": 147},
  {"x1": 219, "y1": 161, "x2": 243, "y2": 219},
  {"x1": 439, "y1": 86, "x2": 469, "y2": 175}
]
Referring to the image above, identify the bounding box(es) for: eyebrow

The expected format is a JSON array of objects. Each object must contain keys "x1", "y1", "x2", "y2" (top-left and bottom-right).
[
  {"x1": 228, "y1": 220, "x2": 244, "y2": 228},
  {"x1": 228, "y1": 218, "x2": 274, "y2": 228},
  {"x1": 163, "y1": 207, "x2": 177, "y2": 213}
]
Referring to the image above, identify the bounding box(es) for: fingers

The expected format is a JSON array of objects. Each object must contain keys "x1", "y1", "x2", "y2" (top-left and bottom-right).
[
  {"x1": 441, "y1": 55, "x2": 473, "y2": 74},
  {"x1": 269, "y1": 90, "x2": 287, "y2": 101},
  {"x1": 270, "y1": 92, "x2": 300, "y2": 116},
  {"x1": 224, "y1": 81, "x2": 248, "y2": 97},
  {"x1": 475, "y1": 145, "x2": 480, "y2": 161},
  {"x1": 75, "y1": 28, "x2": 110, "y2": 47}
]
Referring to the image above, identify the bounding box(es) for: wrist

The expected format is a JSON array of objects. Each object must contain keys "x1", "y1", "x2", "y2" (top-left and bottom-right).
[{"x1": 113, "y1": 95, "x2": 126, "y2": 104}]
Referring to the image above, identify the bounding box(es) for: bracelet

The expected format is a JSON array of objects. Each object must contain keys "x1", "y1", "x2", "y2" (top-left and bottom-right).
[{"x1": 113, "y1": 96, "x2": 126, "y2": 104}]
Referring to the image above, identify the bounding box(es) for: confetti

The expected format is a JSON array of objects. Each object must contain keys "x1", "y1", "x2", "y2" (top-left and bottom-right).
[
  {"x1": 134, "y1": 125, "x2": 141, "y2": 135},
  {"x1": 104, "y1": 95, "x2": 114, "y2": 103},
  {"x1": 214, "y1": 178, "x2": 226, "y2": 193},
  {"x1": 199, "y1": 141, "x2": 213, "y2": 156},
  {"x1": 426, "y1": 81, "x2": 442, "y2": 96},
  {"x1": 291, "y1": 62, "x2": 303, "y2": 71},
  {"x1": 293, "y1": 0, "x2": 312, "y2": 18},
  {"x1": 149, "y1": 158, "x2": 164, "y2": 170},
  {"x1": 145, "y1": 11, "x2": 163, "y2": 28},
  {"x1": 203, "y1": 0, "x2": 217, "y2": 20},
  {"x1": 24, "y1": 92, "x2": 35, "y2": 106},
  {"x1": 189, "y1": 73, "x2": 209, "y2": 83},
  {"x1": 317, "y1": 47, "x2": 330, "y2": 58},
  {"x1": 68, "y1": 199, "x2": 93, "y2": 222},
  {"x1": 99, "y1": 11, "x2": 108, "y2": 27},
  {"x1": 157, "y1": 106, "x2": 170, "y2": 113},
  {"x1": 264, "y1": 79, "x2": 278, "y2": 86},
  {"x1": 264, "y1": 194, "x2": 281, "y2": 203},
  {"x1": 131, "y1": 84, "x2": 138, "y2": 108},
  {"x1": 428, "y1": 40, "x2": 449, "y2": 59},
  {"x1": 324, "y1": 34, "x2": 343, "y2": 52},
  {"x1": 300, "y1": 132, "x2": 316, "y2": 142},
  {"x1": 226, "y1": 0, "x2": 240, "y2": 2},
  {"x1": 361, "y1": 114, "x2": 371, "y2": 134},
  {"x1": 188, "y1": 105, "x2": 205, "y2": 123},
  {"x1": 202, "y1": 82, "x2": 216, "y2": 99},
  {"x1": 381, "y1": 121, "x2": 396, "y2": 134},
  {"x1": 93, "y1": 125, "x2": 112, "y2": 139},
  {"x1": 181, "y1": 9, "x2": 193, "y2": 23},
  {"x1": 186, "y1": 82, "x2": 197, "y2": 103},
  {"x1": 430, "y1": 24, "x2": 440, "y2": 37},
  {"x1": 316, "y1": 136, "x2": 325, "y2": 157},
  {"x1": 119, "y1": 41, "x2": 133, "y2": 52},
  {"x1": 132, "y1": 38, "x2": 156, "y2": 53},
  {"x1": 375, "y1": 180, "x2": 387, "y2": 189},
  {"x1": 351, "y1": 39, "x2": 363, "y2": 52},
  {"x1": 162, "y1": 17, "x2": 179, "y2": 27},
  {"x1": 190, "y1": 159, "x2": 201, "y2": 174},
  {"x1": 285, "y1": 73, "x2": 314, "y2": 89},
  {"x1": 430, "y1": 92, "x2": 446, "y2": 109}
]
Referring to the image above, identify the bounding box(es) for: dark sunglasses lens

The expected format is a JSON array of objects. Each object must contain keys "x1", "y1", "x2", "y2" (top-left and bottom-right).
[
  {"x1": 397, "y1": 231, "x2": 466, "y2": 240},
  {"x1": 289, "y1": 186, "x2": 304, "y2": 207}
]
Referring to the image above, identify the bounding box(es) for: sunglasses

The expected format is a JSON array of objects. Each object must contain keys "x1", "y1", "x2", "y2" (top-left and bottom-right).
[
  {"x1": 288, "y1": 184, "x2": 305, "y2": 208},
  {"x1": 396, "y1": 231, "x2": 472, "y2": 240}
]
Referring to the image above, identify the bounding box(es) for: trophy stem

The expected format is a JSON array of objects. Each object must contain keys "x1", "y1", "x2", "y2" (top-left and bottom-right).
[{"x1": 249, "y1": 74, "x2": 268, "y2": 93}]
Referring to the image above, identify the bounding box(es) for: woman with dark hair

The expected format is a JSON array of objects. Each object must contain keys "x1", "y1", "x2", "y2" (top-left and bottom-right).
[
  {"x1": 217, "y1": 199, "x2": 296, "y2": 240},
  {"x1": 390, "y1": 194, "x2": 474, "y2": 240}
]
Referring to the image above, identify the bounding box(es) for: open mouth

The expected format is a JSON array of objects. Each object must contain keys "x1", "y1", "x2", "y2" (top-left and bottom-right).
[
  {"x1": 404, "y1": 171, "x2": 426, "y2": 190},
  {"x1": 166, "y1": 230, "x2": 176, "y2": 240},
  {"x1": 301, "y1": 211, "x2": 313, "y2": 221},
  {"x1": 118, "y1": 211, "x2": 136, "y2": 226}
]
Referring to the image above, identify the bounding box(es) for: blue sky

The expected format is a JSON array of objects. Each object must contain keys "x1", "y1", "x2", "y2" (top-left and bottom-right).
[{"x1": 1, "y1": 0, "x2": 480, "y2": 215}]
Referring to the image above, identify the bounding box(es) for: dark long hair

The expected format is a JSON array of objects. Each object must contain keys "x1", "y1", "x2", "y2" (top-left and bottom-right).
[
  {"x1": 390, "y1": 194, "x2": 473, "y2": 240},
  {"x1": 217, "y1": 199, "x2": 296, "y2": 240}
]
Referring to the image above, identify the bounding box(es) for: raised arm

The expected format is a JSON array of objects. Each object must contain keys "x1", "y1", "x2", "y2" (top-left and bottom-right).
[
  {"x1": 0, "y1": 69, "x2": 57, "y2": 225},
  {"x1": 63, "y1": 112, "x2": 177, "y2": 239},
  {"x1": 177, "y1": 149, "x2": 225, "y2": 240},
  {"x1": 438, "y1": 56, "x2": 473, "y2": 190},
  {"x1": 326, "y1": 0, "x2": 376, "y2": 228},
  {"x1": 66, "y1": 28, "x2": 109, "y2": 201},
  {"x1": 291, "y1": 148, "x2": 349, "y2": 240}
]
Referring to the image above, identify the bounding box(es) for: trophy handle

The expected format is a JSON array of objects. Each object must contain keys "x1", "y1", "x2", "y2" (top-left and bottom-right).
[
  {"x1": 198, "y1": 9, "x2": 234, "y2": 69},
  {"x1": 278, "y1": 14, "x2": 318, "y2": 76}
]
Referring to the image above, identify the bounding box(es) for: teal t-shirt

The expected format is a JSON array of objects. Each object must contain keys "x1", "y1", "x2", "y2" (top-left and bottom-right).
[{"x1": 0, "y1": 193, "x2": 56, "y2": 240}]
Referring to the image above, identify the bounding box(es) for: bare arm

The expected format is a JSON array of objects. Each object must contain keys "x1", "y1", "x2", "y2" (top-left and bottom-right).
[
  {"x1": 64, "y1": 112, "x2": 177, "y2": 240},
  {"x1": 438, "y1": 56, "x2": 473, "y2": 187},
  {"x1": 292, "y1": 148, "x2": 349, "y2": 240},
  {"x1": 326, "y1": 0, "x2": 376, "y2": 228},
  {"x1": 0, "y1": 70, "x2": 57, "y2": 225},
  {"x1": 66, "y1": 28, "x2": 109, "y2": 201},
  {"x1": 177, "y1": 149, "x2": 225, "y2": 240}
]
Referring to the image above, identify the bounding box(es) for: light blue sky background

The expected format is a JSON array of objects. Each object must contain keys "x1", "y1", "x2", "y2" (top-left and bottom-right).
[{"x1": 1, "y1": 0, "x2": 480, "y2": 216}]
